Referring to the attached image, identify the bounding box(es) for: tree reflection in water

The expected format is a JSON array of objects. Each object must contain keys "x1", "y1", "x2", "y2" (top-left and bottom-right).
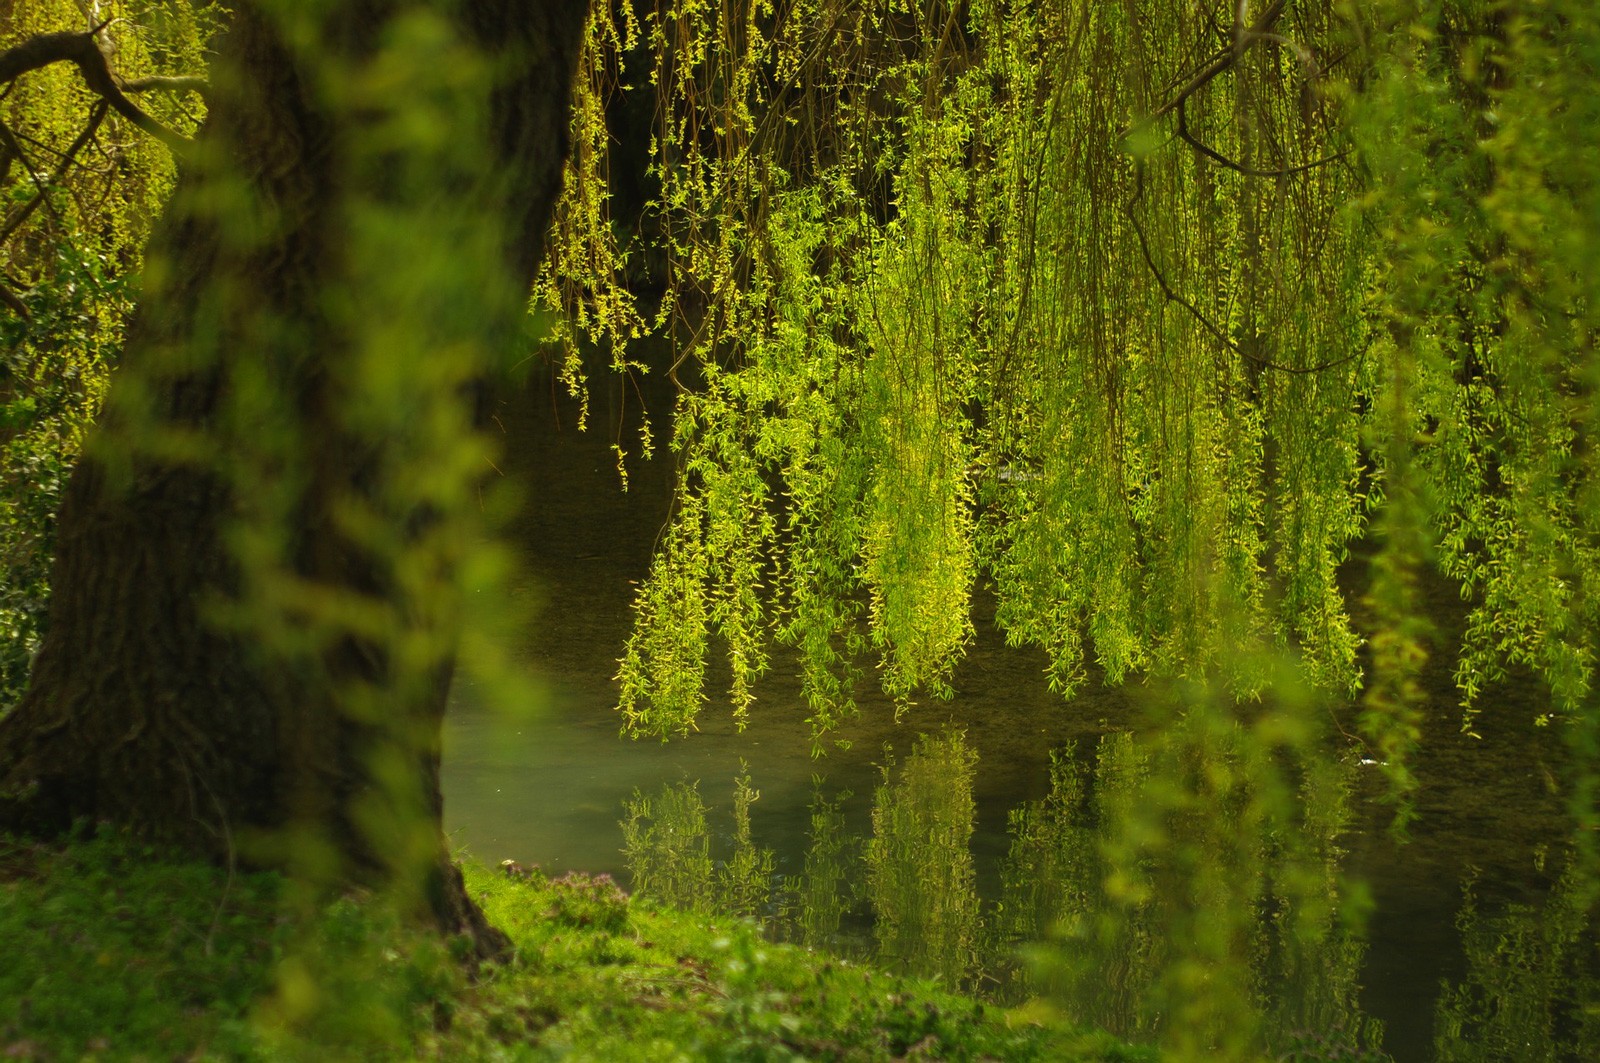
[
  {"x1": 1433, "y1": 862, "x2": 1599, "y2": 1062},
  {"x1": 864, "y1": 731, "x2": 983, "y2": 987},
  {"x1": 994, "y1": 678, "x2": 1384, "y2": 1062},
  {"x1": 621, "y1": 766, "x2": 777, "y2": 926},
  {"x1": 789, "y1": 782, "x2": 854, "y2": 951},
  {"x1": 617, "y1": 706, "x2": 1596, "y2": 1062}
]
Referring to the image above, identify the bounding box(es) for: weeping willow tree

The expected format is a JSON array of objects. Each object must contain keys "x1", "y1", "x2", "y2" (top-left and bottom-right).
[
  {"x1": 2, "y1": 0, "x2": 1594, "y2": 995},
  {"x1": 552, "y1": 1, "x2": 1597, "y2": 839},
  {"x1": 563, "y1": 10, "x2": 1596, "y2": 1051}
]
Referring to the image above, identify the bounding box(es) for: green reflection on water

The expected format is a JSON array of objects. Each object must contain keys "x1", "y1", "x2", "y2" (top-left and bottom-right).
[
  {"x1": 788, "y1": 780, "x2": 855, "y2": 951},
  {"x1": 865, "y1": 730, "x2": 984, "y2": 986},
  {"x1": 995, "y1": 743, "x2": 1094, "y2": 965},
  {"x1": 719, "y1": 766, "x2": 777, "y2": 925},
  {"x1": 615, "y1": 710, "x2": 1598, "y2": 1062},
  {"x1": 620, "y1": 766, "x2": 778, "y2": 925},
  {"x1": 1023, "y1": 690, "x2": 1384, "y2": 1062},
  {"x1": 1434, "y1": 862, "x2": 1600, "y2": 1062},
  {"x1": 619, "y1": 779, "x2": 713, "y2": 911}
]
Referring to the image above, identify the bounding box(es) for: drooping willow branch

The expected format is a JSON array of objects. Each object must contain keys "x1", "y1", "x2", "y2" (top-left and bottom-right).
[
  {"x1": 1112, "y1": 2, "x2": 1362, "y2": 376},
  {"x1": 1125, "y1": 164, "x2": 1362, "y2": 377},
  {"x1": 1126, "y1": 0, "x2": 1288, "y2": 136},
  {"x1": 1123, "y1": 0, "x2": 1348, "y2": 179}
]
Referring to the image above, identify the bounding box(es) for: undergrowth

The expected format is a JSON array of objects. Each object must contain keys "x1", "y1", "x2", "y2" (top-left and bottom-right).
[{"x1": 0, "y1": 832, "x2": 1149, "y2": 1061}]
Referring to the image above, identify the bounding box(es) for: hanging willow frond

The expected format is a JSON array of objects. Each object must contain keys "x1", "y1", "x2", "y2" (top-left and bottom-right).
[{"x1": 547, "y1": 0, "x2": 1599, "y2": 804}]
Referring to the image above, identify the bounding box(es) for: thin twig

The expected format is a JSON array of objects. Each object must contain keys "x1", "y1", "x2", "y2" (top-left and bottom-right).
[
  {"x1": 1239, "y1": 29, "x2": 1317, "y2": 75},
  {"x1": 0, "y1": 101, "x2": 109, "y2": 250},
  {"x1": 1121, "y1": 0, "x2": 1288, "y2": 138},
  {"x1": 1124, "y1": 165, "x2": 1365, "y2": 377},
  {"x1": 1127, "y1": 178, "x2": 1237, "y2": 351},
  {"x1": 1176, "y1": 99, "x2": 1350, "y2": 178},
  {"x1": 0, "y1": 122, "x2": 65, "y2": 230}
]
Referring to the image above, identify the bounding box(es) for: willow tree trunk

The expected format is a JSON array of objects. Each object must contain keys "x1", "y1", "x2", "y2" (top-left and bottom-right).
[{"x1": 0, "y1": 0, "x2": 587, "y2": 954}]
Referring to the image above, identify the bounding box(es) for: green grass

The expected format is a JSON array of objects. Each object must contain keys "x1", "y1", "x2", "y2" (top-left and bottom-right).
[{"x1": 0, "y1": 832, "x2": 1151, "y2": 1061}]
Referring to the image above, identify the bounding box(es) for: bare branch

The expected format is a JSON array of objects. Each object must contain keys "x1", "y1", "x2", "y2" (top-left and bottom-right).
[
  {"x1": 120, "y1": 74, "x2": 207, "y2": 95},
  {"x1": 0, "y1": 101, "x2": 110, "y2": 251},
  {"x1": 0, "y1": 32, "x2": 93, "y2": 84},
  {"x1": 0, "y1": 277, "x2": 28, "y2": 319},
  {"x1": 0, "y1": 122, "x2": 65, "y2": 230},
  {"x1": 1121, "y1": 0, "x2": 1288, "y2": 137},
  {"x1": 1176, "y1": 100, "x2": 1350, "y2": 178}
]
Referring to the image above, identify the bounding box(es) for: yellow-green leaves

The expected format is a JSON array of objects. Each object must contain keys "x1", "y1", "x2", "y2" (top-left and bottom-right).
[
  {"x1": 0, "y1": 1, "x2": 219, "y2": 705},
  {"x1": 584, "y1": 0, "x2": 1600, "y2": 828}
]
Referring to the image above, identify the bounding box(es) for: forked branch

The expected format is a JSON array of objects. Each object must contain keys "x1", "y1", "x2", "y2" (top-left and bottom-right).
[
  {"x1": 0, "y1": 30, "x2": 200, "y2": 151},
  {"x1": 1127, "y1": 0, "x2": 1288, "y2": 135},
  {"x1": 1124, "y1": 165, "x2": 1363, "y2": 377},
  {"x1": 0, "y1": 25, "x2": 201, "y2": 320}
]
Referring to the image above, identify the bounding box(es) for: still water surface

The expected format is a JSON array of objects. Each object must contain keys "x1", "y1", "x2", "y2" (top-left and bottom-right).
[{"x1": 442, "y1": 367, "x2": 1596, "y2": 1061}]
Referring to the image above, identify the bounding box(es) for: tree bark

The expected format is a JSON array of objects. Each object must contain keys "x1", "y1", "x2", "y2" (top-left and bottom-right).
[{"x1": 0, "y1": 0, "x2": 588, "y2": 957}]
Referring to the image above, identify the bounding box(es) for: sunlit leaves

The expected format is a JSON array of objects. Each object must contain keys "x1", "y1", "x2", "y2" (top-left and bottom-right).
[
  {"x1": 563, "y1": 0, "x2": 1600, "y2": 846},
  {"x1": 0, "y1": 1, "x2": 217, "y2": 708},
  {"x1": 1355, "y1": 0, "x2": 1600, "y2": 849}
]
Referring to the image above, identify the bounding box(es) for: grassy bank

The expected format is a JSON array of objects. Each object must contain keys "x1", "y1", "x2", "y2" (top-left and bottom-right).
[{"x1": 0, "y1": 833, "x2": 1147, "y2": 1060}]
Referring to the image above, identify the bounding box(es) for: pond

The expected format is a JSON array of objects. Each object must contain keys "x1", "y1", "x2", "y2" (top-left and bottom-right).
[{"x1": 442, "y1": 364, "x2": 1597, "y2": 1062}]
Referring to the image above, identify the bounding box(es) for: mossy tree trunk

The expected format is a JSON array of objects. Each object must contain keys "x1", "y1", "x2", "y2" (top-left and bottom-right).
[{"x1": 0, "y1": 0, "x2": 588, "y2": 956}]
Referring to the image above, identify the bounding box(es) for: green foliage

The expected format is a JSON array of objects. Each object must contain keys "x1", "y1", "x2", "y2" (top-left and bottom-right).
[
  {"x1": 4, "y1": 834, "x2": 1144, "y2": 1061},
  {"x1": 579, "y1": 0, "x2": 1372, "y2": 740},
  {"x1": 476, "y1": 859, "x2": 1139, "y2": 1063},
  {"x1": 1432, "y1": 860, "x2": 1600, "y2": 1062},
  {"x1": 555, "y1": 0, "x2": 1600, "y2": 869},
  {"x1": 529, "y1": 3, "x2": 648, "y2": 439},
  {"x1": 0, "y1": 1, "x2": 216, "y2": 709},
  {"x1": 1351, "y1": 0, "x2": 1600, "y2": 855},
  {"x1": 253, "y1": 896, "x2": 465, "y2": 1060},
  {"x1": 0, "y1": 243, "x2": 131, "y2": 702},
  {"x1": 0, "y1": 832, "x2": 280, "y2": 1058},
  {"x1": 864, "y1": 729, "x2": 983, "y2": 987},
  {"x1": 4, "y1": 1, "x2": 1598, "y2": 1052}
]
